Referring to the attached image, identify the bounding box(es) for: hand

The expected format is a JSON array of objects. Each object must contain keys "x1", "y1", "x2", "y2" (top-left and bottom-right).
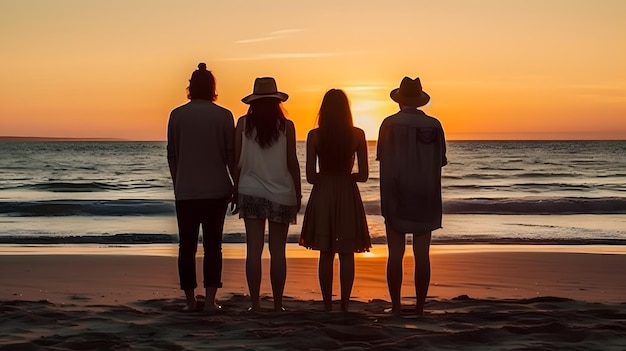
[
  {"x1": 230, "y1": 202, "x2": 239, "y2": 215},
  {"x1": 296, "y1": 195, "x2": 302, "y2": 213},
  {"x1": 230, "y1": 191, "x2": 239, "y2": 215}
]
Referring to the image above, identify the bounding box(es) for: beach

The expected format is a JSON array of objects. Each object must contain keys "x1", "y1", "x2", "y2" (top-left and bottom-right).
[
  {"x1": 2, "y1": 140, "x2": 625, "y2": 349},
  {"x1": 2, "y1": 244, "x2": 625, "y2": 350}
]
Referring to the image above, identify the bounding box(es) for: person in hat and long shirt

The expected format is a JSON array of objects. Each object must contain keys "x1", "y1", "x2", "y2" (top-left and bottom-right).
[
  {"x1": 167, "y1": 63, "x2": 235, "y2": 312},
  {"x1": 376, "y1": 77, "x2": 448, "y2": 315},
  {"x1": 232, "y1": 77, "x2": 302, "y2": 312}
]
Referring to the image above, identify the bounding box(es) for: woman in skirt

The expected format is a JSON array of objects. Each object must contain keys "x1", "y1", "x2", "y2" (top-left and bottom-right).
[{"x1": 299, "y1": 89, "x2": 371, "y2": 312}]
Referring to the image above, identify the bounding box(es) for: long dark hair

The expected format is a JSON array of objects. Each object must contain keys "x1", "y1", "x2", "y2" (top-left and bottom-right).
[
  {"x1": 187, "y1": 63, "x2": 217, "y2": 101},
  {"x1": 317, "y1": 89, "x2": 354, "y2": 170},
  {"x1": 245, "y1": 98, "x2": 287, "y2": 148}
]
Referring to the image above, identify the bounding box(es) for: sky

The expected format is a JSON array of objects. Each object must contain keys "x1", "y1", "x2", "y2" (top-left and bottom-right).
[{"x1": 1, "y1": 0, "x2": 625, "y2": 141}]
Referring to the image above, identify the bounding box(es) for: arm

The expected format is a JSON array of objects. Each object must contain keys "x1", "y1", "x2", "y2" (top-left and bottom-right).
[
  {"x1": 224, "y1": 113, "x2": 237, "y2": 196},
  {"x1": 166, "y1": 116, "x2": 177, "y2": 186},
  {"x1": 352, "y1": 128, "x2": 369, "y2": 182},
  {"x1": 232, "y1": 117, "x2": 244, "y2": 206},
  {"x1": 376, "y1": 120, "x2": 385, "y2": 162},
  {"x1": 286, "y1": 120, "x2": 302, "y2": 211},
  {"x1": 440, "y1": 126, "x2": 448, "y2": 167},
  {"x1": 305, "y1": 129, "x2": 318, "y2": 185}
]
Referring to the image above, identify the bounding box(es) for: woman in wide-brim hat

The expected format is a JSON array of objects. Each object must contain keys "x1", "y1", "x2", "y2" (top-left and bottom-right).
[
  {"x1": 233, "y1": 77, "x2": 301, "y2": 312},
  {"x1": 241, "y1": 77, "x2": 289, "y2": 104}
]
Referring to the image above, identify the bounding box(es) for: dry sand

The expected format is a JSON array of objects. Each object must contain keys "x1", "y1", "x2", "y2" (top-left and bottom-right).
[{"x1": 1, "y1": 246, "x2": 625, "y2": 350}]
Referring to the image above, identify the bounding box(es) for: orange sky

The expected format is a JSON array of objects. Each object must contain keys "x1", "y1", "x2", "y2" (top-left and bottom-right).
[{"x1": 1, "y1": 1, "x2": 625, "y2": 140}]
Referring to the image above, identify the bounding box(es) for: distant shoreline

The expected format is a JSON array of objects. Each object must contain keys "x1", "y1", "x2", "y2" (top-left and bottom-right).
[
  {"x1": 1, "y1": 136, "x2": 624, "y2": 142},
  {"x1": 0, "y1": 136, "x2": 128, "y2": 142}
]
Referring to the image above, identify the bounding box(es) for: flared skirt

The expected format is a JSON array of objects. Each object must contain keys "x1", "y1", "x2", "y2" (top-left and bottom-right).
[{"x1": 299, "y1": 175, "x2": 371, "y2": 253}]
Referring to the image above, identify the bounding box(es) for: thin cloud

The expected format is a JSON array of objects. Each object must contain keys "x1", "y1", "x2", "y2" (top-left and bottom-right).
[
  {"x1": 221, "y1": 52, "x2": 337, "y2": 61},
  {"x1": 269, "y1": 29, "x2": 304, "y2": 35},
  {"x1": 235, "y1": 36, "x2": 283, "y2": 44},
  {"x1": 235, "y1": 28, "x2": 304, "y2": 44},
  {"x1": 343, "y1": 84, "x2": 388, "y2": 92},
  {"x1": 263, "y1": 53, "x2": 335, "y2": 59}
]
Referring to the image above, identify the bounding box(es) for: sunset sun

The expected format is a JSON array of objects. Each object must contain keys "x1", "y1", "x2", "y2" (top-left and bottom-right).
[{"x1": 351, "y1": 99, "x2": 387, "y2": 140}]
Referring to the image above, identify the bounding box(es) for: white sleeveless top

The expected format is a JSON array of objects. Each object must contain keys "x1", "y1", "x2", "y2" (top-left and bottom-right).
[{"x1": 237, "y1": 119, "x2": 297, "y2": 206}]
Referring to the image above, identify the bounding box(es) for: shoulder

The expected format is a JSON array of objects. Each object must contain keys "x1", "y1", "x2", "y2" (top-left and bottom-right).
[
  {"x1": 307, "y1": 128, "x2": 319, "y2": 144},
  {"x1": 284, "y1": 119, "x2": 296, "y2": 136},
  {"x1": 212, "y1": 102, "x2": 231, "y2": 113},
  {"x1": 422, "y1": 113, "x2": 444, "y2": 128},
  {"x1": 307, "y1": 128, "x2": 319, "y2": 137},
  {"x1": 352, "y1": 127, "x2": 366, "y2": 139},
  {"x1": 235, "y1": 116, "x2": 246, "y2": 128},
  {"x1": 210, "y1": 103, "x2": 234, "y2": 121},
  {"x1": 170, "y1": 102, "x2": 191, "y2": 115},
  {"x1": 168, "y1": 103, "x2": 191, "y2": 124},
  {"x1": 379, "y1": 113, "x2": 399, "y2": 131}
]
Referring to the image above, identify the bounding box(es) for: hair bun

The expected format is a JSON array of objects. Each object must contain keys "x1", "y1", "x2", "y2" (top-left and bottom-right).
[{"x1": 198, "y1": 63, "x2": 207, "y2": 71}]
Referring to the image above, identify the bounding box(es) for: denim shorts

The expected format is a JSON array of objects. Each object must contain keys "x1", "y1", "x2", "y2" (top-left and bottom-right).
[{"x1": 238, "y1": 194, "x2": 297, "y2": 224}]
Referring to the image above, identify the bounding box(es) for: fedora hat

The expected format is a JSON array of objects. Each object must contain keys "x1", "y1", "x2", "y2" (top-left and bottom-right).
[
  {"x1": 242, "y1": 77, "x2": 289, "y2": 104},
  {"x1": 390, "y1": 77, "x2": 430, "y2": 107}
]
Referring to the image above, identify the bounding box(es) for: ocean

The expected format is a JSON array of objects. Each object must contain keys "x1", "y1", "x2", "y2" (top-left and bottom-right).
[{"x1": 1, "y1": 140, "x2": 625, "y2": 246}]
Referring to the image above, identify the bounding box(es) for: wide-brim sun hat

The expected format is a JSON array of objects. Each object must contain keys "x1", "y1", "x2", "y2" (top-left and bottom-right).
[
  {"x1": 390, "y1": 77, "x2": 430, "y2": 107},
  {"x1": 242, "y1": 77, "x2": 289, "y2": 104}
]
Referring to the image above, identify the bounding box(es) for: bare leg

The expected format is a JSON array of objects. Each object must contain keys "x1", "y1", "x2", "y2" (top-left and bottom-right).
[
  {"x1": 412, "y1": 231, "x2": 432, "y2": 315},
  {"x1": 204, "y1": 287, "x2": 219, "y2": 312},
  {"x1": 268, "y1": 220, "x2": 289, "y2": 311},
  {"x1": 184, "y1": 289, "x2": 196, "y2": 311},
  {"x1": 338, "y1": 252, "x2": 355, "y2": 312},
  {"x1": 386, "y1": 224, "x2": 406, "y2": 315},
  {"x1": 244, "y1": 218, "x2": 266, "y2": 311},
  {"x1": 319, "y1": 251, "x2": 335, "y2": 311}
]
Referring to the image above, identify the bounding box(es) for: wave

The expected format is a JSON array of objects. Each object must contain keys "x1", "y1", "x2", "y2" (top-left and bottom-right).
[
  {"x1": 5, "y1": 181, "x2": 170, "y2": 192},
  {"x1": 444, "y1": 183, "x2": 598, "y2": 192},
  {"x1": 440, "y1": 197, "x2": 626, "y2": 214},
  {"x1": 1, "y1": 197, "x2": 626, "y2": 217},
  {"x1": 0, "y1": 199, "x2": 175, "y2": 216},
  {"x1": 365, "y1": 197, "x2": 626, "y2": 215},
  {"x1": 20, "y1": 182, "x2": 127, "y2": 192},
  {"x1": 1, "y1": 233, "x2": 626, "y2": 245}
]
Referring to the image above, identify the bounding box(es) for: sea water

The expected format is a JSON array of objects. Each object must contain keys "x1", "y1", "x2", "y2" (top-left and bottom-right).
[{"x1": 1, "y1": 141, "x2": 625, "y2": 245}]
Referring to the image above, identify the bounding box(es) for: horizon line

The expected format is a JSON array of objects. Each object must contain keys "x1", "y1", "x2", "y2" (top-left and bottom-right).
[{"x1": 2, "y1": 136, "x2": 625, "y2": 143}]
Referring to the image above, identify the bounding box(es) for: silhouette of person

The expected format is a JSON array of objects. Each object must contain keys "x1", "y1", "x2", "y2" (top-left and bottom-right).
[
  {"x1": 377, "y1": 77, "x2": 447, "y2": 315},
  {"x1": 300, "y1": 89, "x2": 371, "y2": 312},
  {"x1": 167, "y1": 63, "x2": 235, "y2": 312},
  {"x1": 233, "y1": 77, "x2": 302, "y2": 312}
]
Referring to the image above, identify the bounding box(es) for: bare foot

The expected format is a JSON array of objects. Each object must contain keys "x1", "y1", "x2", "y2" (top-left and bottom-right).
[
  {"x1": 384, "y1": 304, "x2": 403, "y2": 316},
  {"x1": 415, "y1": 301, "x2": 426, "y2": 316},
  {"x1": 247, "y1": 303, "x2": 261, "y2": 312},
  {"x1": 415, "y1": 307, "x2": 425, "y2": 316},
  {"x1": 183, "y1": 290, "x2": 197, "y2": 312},
  {"x1": 182, "y1": 304, "x2": 198, "y2": 312},
  {"x1": 324, "y1": 302, "x2": 332, "y2": 312}
]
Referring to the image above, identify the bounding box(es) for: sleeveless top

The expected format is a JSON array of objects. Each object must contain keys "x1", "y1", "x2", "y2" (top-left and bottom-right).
[{"x1": 237, "y1": 118, "x2": 297, "y2": 206}]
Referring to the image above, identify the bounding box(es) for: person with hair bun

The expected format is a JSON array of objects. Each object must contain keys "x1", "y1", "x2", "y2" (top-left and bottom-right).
[{"x1": 167, "y1": 63, "x2": 235, "y2": 312}]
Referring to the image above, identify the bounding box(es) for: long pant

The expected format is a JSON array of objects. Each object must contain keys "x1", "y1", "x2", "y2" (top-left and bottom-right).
[{"x1": 175, "y1": 197, "x2": 228, "y2": 290}]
